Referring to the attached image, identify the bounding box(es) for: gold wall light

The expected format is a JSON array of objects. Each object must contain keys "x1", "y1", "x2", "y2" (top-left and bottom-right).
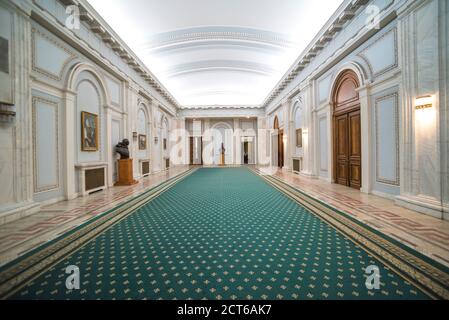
[{"x1": 415, "y1": 95, "x2": 433, "y2": 110}]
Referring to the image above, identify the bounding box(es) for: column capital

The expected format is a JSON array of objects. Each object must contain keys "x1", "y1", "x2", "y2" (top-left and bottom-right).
[
  {"x1": 356, "y1": 82, "x2": 372, "y2": 97},
  {"x1": 63, "y1": 89, "x2": 77, "y2": 99}
]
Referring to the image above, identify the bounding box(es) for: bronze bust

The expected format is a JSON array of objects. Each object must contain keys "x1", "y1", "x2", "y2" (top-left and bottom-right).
[{"x1": 115, "y1": 139, "x2": 130, "y2": 159}]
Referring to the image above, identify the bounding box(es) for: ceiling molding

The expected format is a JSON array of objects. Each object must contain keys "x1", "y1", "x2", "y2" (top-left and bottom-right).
[
  {"x1": 165, "y1": 60, "x2": 278, "y2": 78},
  {"x1": 144, "y1": 26, "x2": 297, "y2": 50},
  {"x1": 181, "y1": 105, "x2": 262, "y2": 110},
  {"x1": 145, "y1": 41, "x2": 287, "y2": 55}
]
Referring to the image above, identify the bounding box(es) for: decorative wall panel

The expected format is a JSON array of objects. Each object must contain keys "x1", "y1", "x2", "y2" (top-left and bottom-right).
[
  {"x1": 358, "y1": 28, "x2": 398, "y2": 78},
  {"x1": 32, "y1": 97, "x2": 59, "y2": 193},
  {"x1": 32, "y1": 28, "x2": 75, "y2": 81},
  {"x1": 105, "y1": 76, "x2": 121, "y2": 106},
  {"x1": 0, "y1": 6, "x2": 13, "y2": 103},
  {"x1": 319, "y1": 116, "x2": 328, "y2": 174},
  {"x1": 317, "y1": 75, "x2": 331, "y2": 104},
  {"x1": 375, "y1": 93, "x2": 399, "y2": 186}
]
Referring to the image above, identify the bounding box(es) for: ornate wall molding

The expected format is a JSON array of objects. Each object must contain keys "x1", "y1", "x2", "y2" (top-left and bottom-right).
[
  {"x1": 32, "y1": 95, "x2": 60, "y2": 193},
  {"x1": 375, "y1": 92, "x2": 400, "y2": 186},
  {"x1": 358, "y1": 28, "x2": 398, "y2": 79},
  {"x1": 31, "y1": 27, "x2": 77, "y2": 81}
]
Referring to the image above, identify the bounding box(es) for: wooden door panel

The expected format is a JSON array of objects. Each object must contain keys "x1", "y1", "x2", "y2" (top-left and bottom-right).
[
  {"x1": 189, "y1": 137, "x2": 193, "y2": 165},
  {"x1": 278, "y1": 130, "x2": 284, "y2": 168},
  {"x1": 337, "y1": 163, "x2": 348, "y2": 186},
  {"x1": 350, "y1": 163, "x2": 361, "y2": 188},
  {"x1": 348, "y1": 111, "x2": 361, "y2": 188},
  {"x1": 335, "y1": 115, "x2": 348, "y2": 186},
  {"x1": 349, "y1": 112, "x2": 361, "y2": 157},
  {"x1": 336, "y1": 116, "x2": 347, "y2": 157}
]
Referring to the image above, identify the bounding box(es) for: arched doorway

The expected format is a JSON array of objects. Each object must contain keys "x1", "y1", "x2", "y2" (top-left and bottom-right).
[
  {"x1": 211, "y1": 122, "x2": 233, "y2": 165},
  {"x1": 332, "y1": 70, "x2": 361, "y2": 189},
  {"x1": 273, "y1": 116, "x2": 284, "y2": 168}
]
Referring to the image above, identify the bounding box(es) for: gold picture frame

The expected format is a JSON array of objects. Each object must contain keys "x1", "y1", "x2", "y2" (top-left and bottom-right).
[
  {"x1": 138, "y1": 134, "x2": 147, "y2": 150},
  {"x1": 81, "y1": 111, "x2": 99, "y2": 151}
]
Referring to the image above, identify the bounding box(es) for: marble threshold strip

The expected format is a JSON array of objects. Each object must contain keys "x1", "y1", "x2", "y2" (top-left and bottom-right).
[
  {"x1": 0, "y1": 168, "x2": 198, "y2": 300},
  {"x1": 248, "y1": 167, "x2": 449, "y2": 300}
]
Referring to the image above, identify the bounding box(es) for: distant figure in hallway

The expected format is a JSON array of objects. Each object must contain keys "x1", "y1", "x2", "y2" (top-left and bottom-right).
[{"x1": 220, "y1": 143, "x2": 226, "y2": 166}]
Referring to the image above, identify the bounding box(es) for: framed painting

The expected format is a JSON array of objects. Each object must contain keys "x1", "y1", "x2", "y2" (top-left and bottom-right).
[
  {"x1": 81, "y1": 111, "x2": 99, "y2": 151},
  {"x1": 139, "y1": 134, "x2": 147, "y2": 150}
]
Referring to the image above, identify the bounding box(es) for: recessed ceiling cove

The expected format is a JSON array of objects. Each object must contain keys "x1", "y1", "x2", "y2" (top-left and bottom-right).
[{"x1": 87, "y1": 0, "x2": 343, "y2": 107}]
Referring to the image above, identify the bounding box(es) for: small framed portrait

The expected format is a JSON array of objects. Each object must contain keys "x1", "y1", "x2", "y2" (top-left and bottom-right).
[
  {"x1": 296, "y1": 128, "x2": 303, "y2": 148},
  {"x1": 81, "y1": 111, "x2": 99, "y2": 151},
  {"x1": 139, "y1": 134, "x2": 147, "y2": 150}
]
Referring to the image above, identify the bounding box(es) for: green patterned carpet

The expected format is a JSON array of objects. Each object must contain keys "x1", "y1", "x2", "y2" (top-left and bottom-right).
[{"x1": 10, "y1": 168, "x2": 429, "y2": 300}]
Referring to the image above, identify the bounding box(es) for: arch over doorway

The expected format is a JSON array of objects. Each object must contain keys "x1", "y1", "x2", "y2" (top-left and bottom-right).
[{"x1": 332, "y1": 69, "x2": 361, "y2": 189}]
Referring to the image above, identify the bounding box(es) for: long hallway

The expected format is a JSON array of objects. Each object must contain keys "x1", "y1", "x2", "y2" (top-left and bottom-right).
[
  {"x1": 0, "y1": 0, "x2": 448, "y2": 304},
  {"x1": 4, "y1": 168, "x2": 446, "y2": 300}
]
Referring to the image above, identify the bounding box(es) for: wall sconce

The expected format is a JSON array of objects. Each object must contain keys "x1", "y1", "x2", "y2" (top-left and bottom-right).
[
  {"x1": 415, "y1": 95, "x2": 436, "y2": 128},
  {"x1": 0, "y1": 102, "x2": 16, "y2": 123},
  {"x1": 415, "y1": 95, "x2": 433, "y2": 110}
]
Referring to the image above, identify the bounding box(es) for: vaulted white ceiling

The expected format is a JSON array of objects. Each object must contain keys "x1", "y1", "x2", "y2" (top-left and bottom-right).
[{"x1": 87, "y1": 0, "x2": 343, "y2": 107}]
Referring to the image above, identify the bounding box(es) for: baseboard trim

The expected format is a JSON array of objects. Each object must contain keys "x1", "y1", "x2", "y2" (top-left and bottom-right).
[{"x1": 395, "y1": 195, "x2": 447, "y2": 220}]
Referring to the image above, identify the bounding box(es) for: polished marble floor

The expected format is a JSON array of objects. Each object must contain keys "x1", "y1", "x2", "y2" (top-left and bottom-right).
[
  {"x1": 0, "y1": 165, "x2": 448, "y2": 269},
  {"x1": 0, "y1": 166, "x2": 191, "y2": 266}
]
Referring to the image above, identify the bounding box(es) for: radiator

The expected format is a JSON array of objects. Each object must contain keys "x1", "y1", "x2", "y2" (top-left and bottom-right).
[
  {"x1": 141, "y1": 161, "x2": 150, "y2": 176},
  {"x1": 85, "y1": 168, "x2": 106, "y2": 193},
  {"x1": 293, "y1": 158, "x2": 301, "y2": 173}
]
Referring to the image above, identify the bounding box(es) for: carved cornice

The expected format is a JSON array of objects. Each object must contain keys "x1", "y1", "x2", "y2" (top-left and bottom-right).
[
  {"x1": 262, "y1": 0, "x2": 370, "y2": 109},
  {"x1": 181, "y1": 105, "x2": 262, "y2": 110},
  {"x1": 54, "y1": 0, "x2": 180, "y2": 109}
]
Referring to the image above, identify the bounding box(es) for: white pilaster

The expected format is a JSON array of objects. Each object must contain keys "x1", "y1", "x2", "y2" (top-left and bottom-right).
[
  {"x1": 234, "y1": 118, "x2": 241, "y2": 165},
  {"x1": 104, "y1": 105, "x2": 113, "y2": 187},
  {"x1": 358, "y1": 84, "x2": 372, "y2": 194},
  {"x1": 63, "y1": 90, "x2": 77, "y2": 200},
  {"x1": 282, "y1": 100, "x2": 291, "y2": 170}
]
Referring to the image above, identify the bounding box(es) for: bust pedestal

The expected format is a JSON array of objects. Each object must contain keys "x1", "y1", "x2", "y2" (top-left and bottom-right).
[
  {"x1": 220, "y1": 153, "x2": 225, "y2": 166},
  {"x1": 115, "y1": 159, "x2": 138, "y2": 186}
]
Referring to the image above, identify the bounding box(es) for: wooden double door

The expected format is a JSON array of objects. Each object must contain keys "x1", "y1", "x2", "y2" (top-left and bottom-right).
[
  {"x1": 333, "y1": 70, "x2": 362, "y2": 189},
  {"x1": 334, "y1": 111, "x2": 361, "y2": 189},
  {"x1": 189, "y1": 137, "x2": 203, "y2": 165}
]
